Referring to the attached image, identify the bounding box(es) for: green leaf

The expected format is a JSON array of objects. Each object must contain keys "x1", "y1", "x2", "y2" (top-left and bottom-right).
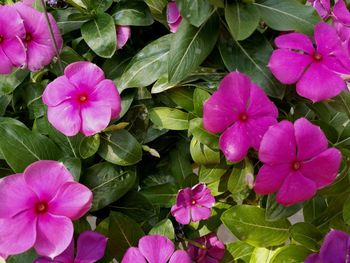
[
  {"x1": 81, "y1": 13, "x2": 117, "y2": 58},
  {"x1": 0, "y1": 69, "x2": 28, "y2": 95},
  {"x1": 79, "y1": 134, "x2": 100, "y2": 159},
  {"x1": 149, "y1": 219, "x2": 175, "y2": 239},
  {"x1": 226, "y1": 241, "x2": 255, "y2": 262},
  {"x1": 193, "y1": 88, "x2": 210, "y2": 117},
  {"x1": 190, "y1": 137, "x2": 220, "y2": 164},
  {"x1": 228, "y1": 160, "x2": 253, "y2": 202},
  {"x1": 176, "y1": 0, "x2": 213, "y2": 27},
  {"x1": 303, "y1": 196, "x2": 327, "y2": 223},
  {"x1": 82, "y1": 163, "x2": 136, "y2": 211},
  {"x1": 199, "y1": 163, "x2": 229, "y2": 183},
  {"x1": 221, "y1": 205, "x2": 291, "y2": 247},
  {"x1": 166, "y1": 87, "x2": 194, "y2": 112},
  {"x1": 253, "y1": 0, "x2": 319, "y2": 34},
  {"x1": 225, "y1": 2, "x2": 260, "y2": 41},
  {"x1": 250, "y1": 247, "x2": 277, "y2": 263},
  {"x1": 141, "y1": 183, "x2": 178, "y2": 207},
  {"x1": 88, "y1": 0, "x2": 113, "y2": 12},
  {"x1": 149, "y1": 107, "x2": 189, "y2": 130},
  {"x1": 189, "y1": 118, "x2": 219, "y2": 149},
  {"x1": 0, "y1": 123, "x2": 61, "y2": 172},
  {"x1": 169, "y1": 141, "x2": 193, "y2": 184},
  {"x1": 168, "y1": 13, "x2": 219, "y2": 83},
  {"x1": 290, "y1": 222, "x2": 322, "y2": 251},
  {"x1": 219, "y1": 31, "x2": 285, "y2": 99},
  {"x1": 343, "y1": 195, "x2": 350, "y2": 224},
  {"x1": 144, "y1": 0, "x2": 167, "y2": 23},
  {"x1": 52, "y1": 8, "x2": 89, "y2": 35},
  {"x1": 99, "y1": 130, "x2": 142, "y2": 166},
  {"x1": 108, "y1": 212, "x2": 144, "y2": 261},
  {"x1": 270, "y1": 244, "x2": 311, "y2": 263},
  {"x1": 59, "y1": 157, "x2": 81, "y2": 181},
  {"x1": 329, "y1": 91, "x2": 350, "y2": 118},
  {"x1": 7, "y1": 249, "x2": 36, "y2": 263},
  {"x1": 112, "y1": 1, "x2": 154, "y2": 26},
  {"x1": 265, "y1": 194, "x2": 303, "y2": 221}
]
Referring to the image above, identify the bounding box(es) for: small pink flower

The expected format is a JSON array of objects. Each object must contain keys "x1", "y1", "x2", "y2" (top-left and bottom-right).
[
  {"x1": 14, "y1": 2, "x2": 62, "y2": 72},
  {"x1": 308, "y1": 0, "x2": 331, "y2": 19},
  {"x1": 0, "y1": 160, "x2": 92, "y2": 258},
  {"x1": 0, "y1": 5, "x2": 26, "y2": 74},
  {"x1": 42, "y1": 61, "x2": 122, "y2": 136},
  {"x1": 35, "y1": 231, "x2": 107, "y2": 263},
  {"x1": 116, "y1": 26, "x2": 131, "y2": 49},
  {"x1": 121, "y1": 235, "x2": 191, "y2": 263},
  {"x1": 203, "y1": 72, "x2": 278, "y2": 163},
  {"x1": 254, "y1": 118, "x2": 342, "y2": 206},
  {"x1": 167, "y1": 1, "x2": 182, "y2": 33},
  {"x1": 171, "y1": 184, "x2": 215, "y2": 225},
  {"x1": 187, "y1": 233, "x2": 225, "y2": 263},
  {"x1": 268, "y1": 22, "x2": 350, "y2": 102}
]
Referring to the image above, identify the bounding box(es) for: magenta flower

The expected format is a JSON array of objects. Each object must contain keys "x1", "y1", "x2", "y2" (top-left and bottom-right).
[
  {"x1": 121, "y1": 235, "x2": 191, "y2": 263},
  {"x1": 171, "y1": 183, "x2": 215, "y2": 225},
  {"x1": 35, "y1": 231, "x2": 107, "y2": 263},
  {"x1": 22, "y1": 0, "x2": 35, "y2": 6},
  {"x1": 305, "y1": 230, "x2": 350, "y2": 263},
  {"x1": 308, "y1": 0, "x2": 331, "y2": 19},
  {"x1": 14, "y1": 2, "x2": 62, "y2": 72},
  {"x1": 308, "y1": 0, "x2": 350, "y2": 24},
  {"x1": 203, "y1": 72, "x2": 278, "y2": 163},
  {"x1": 42, "y1": 61, "x2": 122, "y2": 136},
  {"x1": 167, "y1": 1, "x2": 182, "y2": 33},
  {"x1": 0, "y1": 5, "x2": 26, "y2": 75},
  {"x1": 268, "y1": 22, "x2": 350, "y2": 102},
  {"x1": 187, "y1": 233, "x2": 225, "y2": 263},
  {"x1": 0, "y1": 160, "x2": 92, "y2": 258},
  {"x1": 254, "y1": 118, "x2": 342, "y2": 206},
  {"x1": 116, "y1": 26, "x2": 131, "y2": 49}
]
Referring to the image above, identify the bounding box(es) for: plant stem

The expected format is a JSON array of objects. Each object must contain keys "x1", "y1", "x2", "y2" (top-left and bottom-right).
[{"x1": 40, "y1": 0, "x2": 64, "y2": 74}]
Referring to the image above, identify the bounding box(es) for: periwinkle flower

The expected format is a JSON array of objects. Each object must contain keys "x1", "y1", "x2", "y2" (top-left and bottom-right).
[
  {"x1": 268, "y1": 22, "x2": 350, "y2": 102},
  {"x1": 254, "y1": 118, "x2": 342, "y2": 206},
  {"x1": 121, "y1": 235, "x2": 191, "y2": 263},
  {"x1": 0, "y1": 160, "x2": 92, "y2": 258},
  {"x1": 187, "y1": 233, "x2": 225, "y2": 263},
  {"x1": 35, "y1": 231, "x2": 107, "y2": 263},
  {"x1": 42, "y1": 61, "x2": 121, "y2": 136},
  {"x1": 0, "y1": 5, "x2": 26, "y2": 74},
  {"x1": 305, "y1": 230, "x2": 350, "y2": 263},
  {"x1": 171, "y1": 183, "x2": 215, "y2": 225},
  {"x1": 167, "y1": 1, "x2": 182, "y2": 33},
  {"x1": 308, "y1": 0, "x2": 331, "y2": 19},
  {"x1": 203, "y1": 72, "x2": 278, "y2": 163},
  {"x1": 116, "y1": 26, "x2": 131, "y2": 49}
]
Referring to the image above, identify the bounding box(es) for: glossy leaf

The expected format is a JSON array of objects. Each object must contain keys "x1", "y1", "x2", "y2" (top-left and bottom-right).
[
  {"x1": 149, "y1": 107, "x2": 189, "y2": 130},
  {"x1": 290, "y1": 222, "x2": 322, "y2": 251},
  {"x1": 112, "y1": 1, "x2": 154, "y2": 26},
  {"x1": 149, "y1": 219, "x2": 175, "y2": 240},
  {"x1": 176, "y1": 0, "x2": 213, "y2": 27}
]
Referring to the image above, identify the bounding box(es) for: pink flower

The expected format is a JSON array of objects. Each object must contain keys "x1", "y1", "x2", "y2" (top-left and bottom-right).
[
  {"x1": 203, "y1": 72, "x2": 278, "y2": 163},
  {"x1": 167, "y1": 2, "x2": 182, "y2": 33},
  {"x1": 187, "y1": 233, "x2": 225, "y2": 263},
  {"x1": 308, "y1": 0, "x2": 331, "y2": 19},
  {"x1": 171, "y1": 184, "x2": 215, "y2": 225},
  {"x1": 268, "y1": 22, "x2": 350, "y2": 102},
  {"x1": 35, "y1": 231, "x2": 107, "y2": 263},
  {"x1": 14, "y1": 3, "x2": 62, "y2": 72},
  {"x1": 42, "y1": 61, "x2": 122, "y2": 136},
  {"x1": 121, "y1": 235, "x2": 191, "y2": 263},
  {"x1": 254, "y1": 118, "x2": 342, "y2": 206},
  {"x1": 116, "y1": 26, "x2": 131, "y2": 49},
  {"x1": 308, "y1": 0, "x2": 350, "y2": 24},
  {"x1": 0, "y1": 160, "x2": 92, "y2": 258},
  {"x1": 0, "y1": 5, "x2": 26, "y2": 74},
  {"x1": 22, "y1": 0, "x2": 35, "y2": 6}
]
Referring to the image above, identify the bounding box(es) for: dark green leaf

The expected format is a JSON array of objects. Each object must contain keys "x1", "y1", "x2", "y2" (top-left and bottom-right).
[
  {"x1": 141, "y1": 183, "x2": 177, "y2": 207},
  {"x1": 112, "y1": 1, "x2": 154, "y2": 26},
  {"x1": 265, "y1": 194, "x2": 303, "y2": 221},
  {"x1": 79, "y1": 134, "x2": 100, "y2": 159},
  {"x1": 0, "y1": 69, "x2": 28, "y2": 95},
  {"x1": 290, "y1": 222, "x2": 322, "y2": 251},
  {"x1": 176, "y1": 0, "x2": 213, "y2": 27}
]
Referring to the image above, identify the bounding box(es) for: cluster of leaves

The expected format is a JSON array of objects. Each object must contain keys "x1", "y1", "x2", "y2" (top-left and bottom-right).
[{"x1": 3, "y1": 0, "x2": 350, "y2": 262}]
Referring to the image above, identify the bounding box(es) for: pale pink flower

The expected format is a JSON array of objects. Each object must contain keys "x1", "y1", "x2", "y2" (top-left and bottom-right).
[
  {"x1": 0, "y1": 160, "x2": 92, "y2": 258},
  {"x1": 116, "y1": 26, "x2": 131, "y2": 49},
  {"x1": 171, "y1": 184, "x2": 215, "y2": 225},
  {"x1": 42, "y1": 61, "x2": 122, "y2": 136},
  {"x1": 167, "y1": 2, "x2": 182, "y2": 33}
]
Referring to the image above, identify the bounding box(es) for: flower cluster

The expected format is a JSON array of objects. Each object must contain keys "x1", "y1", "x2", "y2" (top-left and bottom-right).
[{"x1": 0, "y1": 3, "x2": 62, "y2": 74}]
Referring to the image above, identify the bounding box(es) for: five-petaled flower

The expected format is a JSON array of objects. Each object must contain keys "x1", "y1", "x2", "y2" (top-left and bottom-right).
[
  {"x1": 43, "y1": 61, "x2": 122, "y2": 136},
  {"x1": 0, "y1": 160, "x2": 92, "y2": 258},
  {"x1": 254, "y1": 118, "x2": 342, "y2": 206},
  {"x1": 203, "y1": 71, "x2": 278, "y2": 163}
]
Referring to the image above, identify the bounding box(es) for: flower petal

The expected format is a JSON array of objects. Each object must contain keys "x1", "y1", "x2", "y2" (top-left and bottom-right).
[
  {"x1": 304, "y1": 253, "x2": 321, "y2": 263},
  {"x1": 54, "y1": 239, "x2": 74, "y2": 263},
  {"x1": 26, "y1": 41, "x2": 57, "y2": 72},
  {"x1": 167, "y1": 2, "x2": 181, "y2": 24},
  {"x1": 64, "y1": 62, "x2": 105, "y2": 89},
  {"x1": 191, "y1": 206, "x2": 211, "y2": 222},
  {"x1": 34, "y1": 213, "x2": 73, "y2": 259},
  {"x1": 47, "y1": 100, "x2": 81, "y2": 137},
  {"x1": 296, "y1": 62, "x2": 345, "y2": 102},
  {"x1": 91, "y1": 79, "x2": 121, "y2": 119},
  {"x1": 169, "y1": 250, "x2": 192, "y2": 263},
  {"x1": 0, "y1": 210, "x2": 37, "y2": 255},
  {"x1": 207, "y1": 234, "x2": 225, "y2": 260},
  {"x1": 259, "y1": 120, "x2": 296, "y2": 165},
  {"x1": 294, "y1": 118, "x2": 328, "y2": 161},
  {"x1": 274, "y1": 32, "x2": 314, "y2": 54},
  {"x1": 117, "y1": 26, "x2": 131, "y2": 49},
  {"x1": 24, "y1": 160, "x2": 74, "y2": 201},
  {"x1": 138, "y1": 235, "x2": 174, "y2": 263},
  {"x1": 48, "y1": 182, "x2": 92, "y2": 220},
  {"x1": 276, "y1": 172, "x2": 316, "y2": 206},
  {"x1": 192, "y1": 184, "x2": 215, "y2": 208},
  {"x1": 319, "y1": 230, "x2": 350, "y2": 262},
  {"x1": 219, "y1": 122, "x2": 250, "y2": 163},
  {"x1": 121, "y1": 247, "x2": 146, "y2": 263},
  {"x1": 254, "y1": 164, "x2": 291, "y2": 195},
  {"x1": 1, "y1": 37, "x2": 26, "y2": 68},
  {"x1": 268, "y1": 49, "x2": 312, "y2": 84},
  {"x1": 247, "y1": 84, "x2": 278, "y2": 118},
  {"x1": 333, "y1": 0, "x2": 350, "y2": 25},
  {"x1": 42, "y1": 76, "x2": 76, "y2": 107},
  {"x1": 171, "y1": 204, "x2": 191, "y2": 225},
  {"x1": 246, "y1": 116, "x2": 278, "y2": 150},
  {"x1": 301, "y1": 148, "x2": 341, "y2": 188},
  {"x1": 314, "y1": 22, "x2": 343, "y2": 55},
  {"x1": 0, "y1": 5, "x2": 26, "y2": 39},
  {"x1": 0, "y1": 48, "x2": 14, "y2": 74},
  {"x1": 75, "y1": 231, "x2": 108, "y2": 262},
  {"x1": 80, "y1": 101, "x2": 111, "y2": 136}
]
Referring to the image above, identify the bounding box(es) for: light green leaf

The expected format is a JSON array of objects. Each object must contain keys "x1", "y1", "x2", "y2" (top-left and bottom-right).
[
  {"x1": 149, "y1": 219, "x2": 175, "y2": 239},
  {"x1": 149, "y1": 107, "x2": 189, "y2": 130}
]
